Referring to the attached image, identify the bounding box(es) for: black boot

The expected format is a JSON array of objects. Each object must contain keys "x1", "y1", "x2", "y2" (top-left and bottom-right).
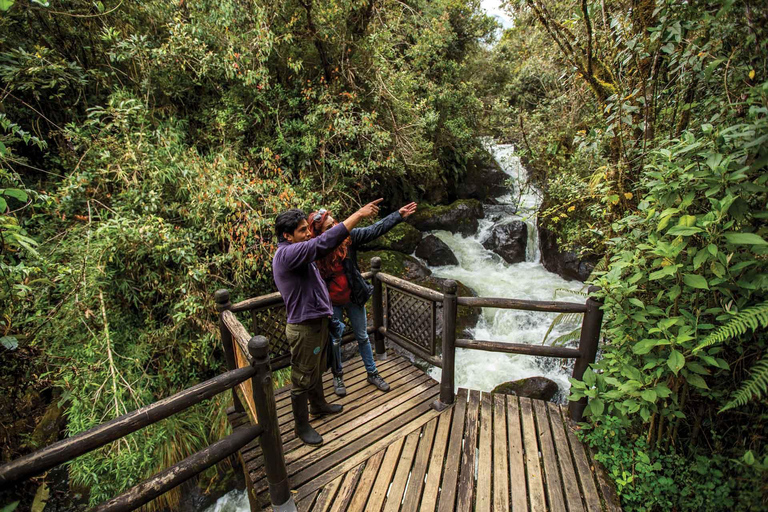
[
  {"x1": 291, "y1": 392, "x2": 323, "y2": 445},
  {"x1": 308, "y1": 379, "x2": 343, "y2": 416}
]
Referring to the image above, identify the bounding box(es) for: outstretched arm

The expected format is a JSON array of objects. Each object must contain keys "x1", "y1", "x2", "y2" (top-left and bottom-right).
[
  {"x1": 350, "y1": 202, "x2": 418, "y2": 247},
  {"x1": 343, "y1": 198, "x2": 383, "y2": 232}
]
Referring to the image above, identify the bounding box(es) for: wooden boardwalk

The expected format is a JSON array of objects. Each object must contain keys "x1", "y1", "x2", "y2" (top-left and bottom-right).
[{"x1": 228, "y1": 353, "x2": 621, "y2": 511}]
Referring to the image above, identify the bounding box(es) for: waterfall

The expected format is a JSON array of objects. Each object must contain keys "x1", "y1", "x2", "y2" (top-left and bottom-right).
[{"x1": 425, "y1": 142, "x2": 583, "y2": 400}]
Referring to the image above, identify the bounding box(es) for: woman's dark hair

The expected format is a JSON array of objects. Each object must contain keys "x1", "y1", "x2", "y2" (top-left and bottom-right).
[{"x1": 274, "y1": 209, "x2": 307, "y2": 240}]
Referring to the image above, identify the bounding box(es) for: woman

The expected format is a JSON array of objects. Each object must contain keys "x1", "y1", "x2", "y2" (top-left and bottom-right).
[{"x1": 309, "y1": 202, "x2": 418, "y2": 396}]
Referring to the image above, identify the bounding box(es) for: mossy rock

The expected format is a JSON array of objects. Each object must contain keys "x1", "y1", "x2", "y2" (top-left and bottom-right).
[
  {"x1": 407, "y1": 199, "x2": 484, "y2": 236},
  {"x1": 359, "y1": 250, "x2": 432, "y2": 281},
  {"x1": 360, "y1": 222, "x2": 423, "y2": 254},
  {"x1": 492, "y1": 377, "x2": 559, "y2": 401}
]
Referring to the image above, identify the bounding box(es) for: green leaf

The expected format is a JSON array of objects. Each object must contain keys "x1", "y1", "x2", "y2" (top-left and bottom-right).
[
  {"x1": 649, "y1": 265, "x2": 678, "y2": 280},
  {"x1": 583, "y1": 368, "x2": 597, "y2": 387},
  {"x1": 683, "y1": 274, "x2": 709, "y2": 290},
  {"x1": 693, "y1": 250, "x2": 709, "y2": 270},
  {"x1": 0, "y1": 336, "x2": 18, "y2": 350},
  {"x1": 0, "y1": 197, "x2": 6, "y2": 212},
  {"x1": 744, "y1": 450, "x2": 756, "y2": 465},
  {"x1": 589, "y1": 398, "x2": 604, "y2": 416},
  {"x1": 641, "y1": 389, "x2": 657, "y2": 402},
  {"x1": 724, "y1": 232, "x2": 768, "y2": 245},
  {"x1": 668, "y1": 350, "x2": 685, "y2": 375},
  {"x1": 1, "y1": 502, "x2": 20, "y2": 512},
  {"x1": 3, "y1": 188, "x2": 28, "y2": 202},
  {"x1": 667, "y1": 225, "x2": 703, "y2": 236},
  {"x1": 634, "y1": 339, "x2": 662, "y2": 355},
  {"x1": 0, "y1": 0, "x2": 13, "y2": 12},
  {"x1": 687, "y1": 373, "x2": 709, "y2": 389}
]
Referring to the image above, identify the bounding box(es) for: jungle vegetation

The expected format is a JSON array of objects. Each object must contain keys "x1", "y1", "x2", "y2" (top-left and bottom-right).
[{"x1": 1, "y1": 0, "x2": 766, "y2": 510}]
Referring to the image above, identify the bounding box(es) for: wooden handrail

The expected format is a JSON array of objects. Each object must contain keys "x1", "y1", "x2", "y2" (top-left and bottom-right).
[
  {"x1": 455, "y1": 339, "x2": 581, "y2": 359},
  {"x1": 376, "y1": 272, "x2": 444, "y2": 302},
  {"x1": 0, "y1": 366, "x2": 256, "y2": 486},
  {"x1": 378, "y1": 327, "x2": 442, "y2": 368},
  {"x1": 93, "y1": 425, "x2": 263, "y2": 512},
  {"x1": 456, "y1": 296, "x2": 587, "y2": 313}
]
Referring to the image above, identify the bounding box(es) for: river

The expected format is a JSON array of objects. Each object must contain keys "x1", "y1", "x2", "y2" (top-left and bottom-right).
[{"x1": 205, "y1": 143, "x2": 585, "y2": 512}]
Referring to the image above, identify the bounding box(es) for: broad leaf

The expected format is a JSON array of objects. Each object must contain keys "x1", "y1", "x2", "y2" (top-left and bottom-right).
[
  {"x1": 724, "y1": 232, "x2": 768, "y2": 245},
  {"x1": 668, "y1": 349, "x2": 685, "y2": 375},
  {"x1": 683, "y1": 274, "x2": 709, "y2": 290}
]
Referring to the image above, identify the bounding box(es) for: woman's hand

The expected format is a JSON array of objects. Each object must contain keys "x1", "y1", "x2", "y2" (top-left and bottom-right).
[
  {"x1": 358, "y1": 198, "x2": 384, "y2": 218},
  {"x1": 398, "y1": 202, "x2": 418, "y2": 219}
]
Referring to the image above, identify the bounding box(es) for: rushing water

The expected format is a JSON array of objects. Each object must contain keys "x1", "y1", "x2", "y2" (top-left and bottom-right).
[
  {"x1": 425, "y1": 143, "x2": 585, "y2": 401},
  {"x1": 206, "y1": 143, "x2": 584, "y2": 511}
]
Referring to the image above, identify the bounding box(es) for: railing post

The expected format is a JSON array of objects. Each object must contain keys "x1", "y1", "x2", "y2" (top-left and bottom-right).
[
  {"x1": 216, "y1": 289, "x2": 245, "y2": 413},
  {"x1": 371, "y1": 257, "x2": 387, "y2": 360},
  {"x1": 569, "y1": 286, "x2": 604, "y2": 422},
  {"x1": 432, "y1": 280, "x2": 457, "y2": 411},
  {"x1": 248, "y1": 336, "x2": 296, "y2": 512}
]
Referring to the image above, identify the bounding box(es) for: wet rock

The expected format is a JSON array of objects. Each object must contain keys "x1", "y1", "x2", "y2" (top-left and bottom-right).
[
  {"x1": 360, "y1": 221, "x2": 422, "y2": 254},
  {"x1": 29, "y1": 400, "x2": 65, "y2": 449},
  {"x1": 453, "y1": 151, "x2": 509, "y2": 202},
  {"x1": 539, "y1": 227, "x2": 598, "y2": 282},
  {"x1": 492, "y1": 377, "x2": 559, "y2": 401},
  {"x1": 177, "y1": 466, "x2": 245, "y2": 512},
  {"x1": 415, "y1": 235, "x2": 459, "y2": 267},
  {"x1": 359, "y1": 250, "x2": 432, "y2": 281},
  {"x1": 408, "y1": 199, "x2": 485, "y2": 236},
  {"x1": 482, "y1": 221, "x2": 527, "y2": 264}
]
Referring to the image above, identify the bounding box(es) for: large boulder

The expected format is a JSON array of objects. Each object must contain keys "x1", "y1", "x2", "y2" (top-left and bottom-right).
[
  {"x1": 492, "y1": 377, "x2": 559, "y2": 401},
  {"x1": 358, "y1": 250, "x2": 432, "y2": 281},
  {"x1": 408, "y1": 199, "x2": 485, "y2": 236},
  {"x1": 415, "y1": 235, "x2": 459, "y2": 267},
  {"x1": 539, "y1": 227, "x2": 598, "y2": 282},
  {"x1": 360, "y1": 221, "x2": 423, "y2": 254},
  {"x1": 453, "y1": 150, "x2": 509, "y2": 202},
  {"x1": 482, "y1": 221, "x2": 527, "y2": 264}
]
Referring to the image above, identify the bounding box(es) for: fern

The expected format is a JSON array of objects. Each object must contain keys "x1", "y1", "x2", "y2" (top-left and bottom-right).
[
  {"x1": 694, "y1": 301, "x2": 768, "y2": 352},
  {"x1": 721, "y1": 357, "x2": 768, "y2": 412},
  {"x1": 549, "y1": 327, "x2": 581, "y2": 346},
  {"x1": 542, "y1": 312, "x2": 583, "y2": 344}
]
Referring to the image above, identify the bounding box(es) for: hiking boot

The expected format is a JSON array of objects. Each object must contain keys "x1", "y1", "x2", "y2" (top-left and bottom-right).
[
  {"x1": 367, "y1": 372, "x2": 390, "y2": 392},
  {"x1": 308, "y1": 379, "x2": 343, "y2": 416},
  {"x1": 333, "y1": 375, "x2": 347, "y2": 397},
  {"x1": 291, "y1": 392, "x2": 323, "y2": 445}
]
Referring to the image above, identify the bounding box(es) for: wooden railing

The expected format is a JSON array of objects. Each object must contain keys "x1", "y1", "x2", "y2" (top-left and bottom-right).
[{"x1": 0, "y1": 321, "x2": 294, "y2": 512}]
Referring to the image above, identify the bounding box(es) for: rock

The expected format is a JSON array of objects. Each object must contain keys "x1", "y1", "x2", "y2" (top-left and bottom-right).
[
  {"x1": 177, "y1": 466, "x2": 245, "y2": 512},
  {"x1": 29, "y1": 400, "x2": 65, "y2": 449},
  {"x1": 360, "y1": 221, "x2": 423, "y2": 254},
  {"x1": 539, "y1": 227, "x2": 598, "y2": 282},
  {"x1": 482, "y1": 221, "x2": 527, "y2": 264},
  {"x1": 359, "y1": 250, "x2": 432, "y2": 281},
  {"x1": 453, "y1": 150, "x2": 509, "y2": 202},
  {"x1": 492, "y1": 377, "x2": 559, "y2": 401},
  {"x1": 415, "y1": 235, "x2": 459, "y2": 266},
  {"x1": 407, "y1": 199, "x2": 485, "y2": 236}
]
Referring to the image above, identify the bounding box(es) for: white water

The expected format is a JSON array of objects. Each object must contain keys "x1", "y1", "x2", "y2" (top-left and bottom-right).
[
  {"x1": 206, "y1": 143, "x2": 584, "y2": 511},
  {"x1": 425, "y1": 143, "x2": 584, "y2": 400}
]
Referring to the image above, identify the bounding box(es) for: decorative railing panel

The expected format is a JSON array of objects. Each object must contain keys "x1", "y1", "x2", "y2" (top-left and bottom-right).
[
  {"x1": 251, "y1": 305, "x2": 291, "y2": 368},
  {"x1": 385, "y1": 285, "x2": 437, "y2": 356}
]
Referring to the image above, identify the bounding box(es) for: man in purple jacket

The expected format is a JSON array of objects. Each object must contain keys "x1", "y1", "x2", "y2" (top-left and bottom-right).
[{"x1": 273, "y1": 199, "x2": 382, "y2": 445}]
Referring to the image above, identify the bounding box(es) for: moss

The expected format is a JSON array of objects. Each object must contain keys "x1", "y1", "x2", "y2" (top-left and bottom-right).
[
  {"x1": 359, "y1": 250, "x2": 431, "y2": 281},
  {"x1": 408, "y1": 199, "x2": 484, "y2": 235},
  {"x1": 360, "y1": 222, "x2": 422, "y2": 254}
]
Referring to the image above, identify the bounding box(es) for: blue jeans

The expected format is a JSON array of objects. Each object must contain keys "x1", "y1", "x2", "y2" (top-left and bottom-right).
[{"x1": 331, "y1": 302, "x2": 377, "y2": 375}]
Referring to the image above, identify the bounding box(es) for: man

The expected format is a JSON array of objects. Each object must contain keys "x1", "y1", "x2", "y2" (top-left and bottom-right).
[{"x1": 272, "y1": 199, "x2": 383, "y2": 446}]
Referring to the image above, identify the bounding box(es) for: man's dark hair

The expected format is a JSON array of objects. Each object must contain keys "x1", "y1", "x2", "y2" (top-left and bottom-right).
[{"x1": 274, "y1": 209, "x2": 307, "y2": 240}]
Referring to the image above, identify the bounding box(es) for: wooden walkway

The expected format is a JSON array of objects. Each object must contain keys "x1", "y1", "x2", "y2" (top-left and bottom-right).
[{"x1": 227, "y1": 353, "x2": 621, "y2": 511}]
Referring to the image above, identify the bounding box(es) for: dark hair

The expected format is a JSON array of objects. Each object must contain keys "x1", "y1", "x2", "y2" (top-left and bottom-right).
[{"x1": 274, "y1": 209, "x2": 307, "y2": 240}]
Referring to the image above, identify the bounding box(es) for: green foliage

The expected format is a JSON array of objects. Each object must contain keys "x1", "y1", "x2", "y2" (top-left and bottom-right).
[
  {"x1": 695, "y1": 301, "x2": 768, "y2": 352},
  {"x1": 721, "y1": 357, "x2": 768, "y2": 413}
]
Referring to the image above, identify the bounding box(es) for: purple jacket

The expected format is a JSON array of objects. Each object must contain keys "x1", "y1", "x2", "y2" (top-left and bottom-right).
[{"x1": 272, "y1": 222, "x2": 350, "y2": 324}]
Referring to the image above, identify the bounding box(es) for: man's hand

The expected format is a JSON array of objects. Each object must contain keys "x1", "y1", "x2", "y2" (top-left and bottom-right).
[
  {"x1": 398, "y1": 202, "x2": 417, "y2": 219},
  {"x1": 343, "y1": 198, "x2": 383, "y2": 232}
]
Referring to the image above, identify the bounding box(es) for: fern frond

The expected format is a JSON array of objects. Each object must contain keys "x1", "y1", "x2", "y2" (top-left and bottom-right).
[
  {"x1": 694, "y1": 301, "x2": 768, "y2": 352},
  {"x1": 720, "y1": 357, "x2": 768, "y2": 412},
  {"x1": 554, "y1": 288, "x2": 588, "y2": 298},
  {"x1": 543, "y1": 312, "x2": 583, "y2": 344},
  {"x1": 549, "y1": 327, "x2": 582, "y2": 347}
]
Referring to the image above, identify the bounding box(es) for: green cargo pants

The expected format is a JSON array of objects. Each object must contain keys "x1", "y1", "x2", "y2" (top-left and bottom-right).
[{"x1": 286, "y1": 317, "x2": 329, "y2": 395}]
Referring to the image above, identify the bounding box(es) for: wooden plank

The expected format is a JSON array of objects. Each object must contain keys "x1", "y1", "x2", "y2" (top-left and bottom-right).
[
  {"x1": 383, "y1": 430, "x2": 421, "y2": 512},
  {"x1": 367, "y1": 436, "x2": 406, "y2": 511},
  {"x1": 546, "y1": 403, "x2": 584, "y2": 512},
  {"x1": 560, "y1": 406, "x2": 602, "y2": 512},
  {"x1": 476, "y1": 392, "x2": 493, "y2": 512},
  {"x1": 297, "y1": 490, "x2": 319, "y2": 512},
  {"x1": 493, "y1": 394, "x2": 510, "y2": 512},
  {"x1": 456, "y1": 296, "x2": 588, "y2": 313},
  {"x1": 520, "y1": 397, "x2": 546, "y2": 512},
  {"x1": 329, "y1": 463, "x2": 365, "y2": 512},
  {"x1": 311, "y1": 473, "x2": 343, "y2": 512},
  {"x1": 347, "y1": 450, "x2": 386, "y2": 512},
  {"x1": 456, "y1": 389, "x2": 481, "y2": 512},
  {"x1": 251, "y1": 383, "x2": 439, "y2": 491},
  {"x1": 436, "y1": 388, "x2": 469, "y2": 512},
  {"x1": 416, "y1": 406, "x2": 453, "y2": 512},
  {"x1": 249, "y1": 378, "x2": 438, "y2": 484},
  {"x1": 277, "y1": 388, "x2": 441, "y2": 495},
  {"x1": 455, "y1": 338, "x2": 581, "y2": 359},
  {"x1": 587, "y1": 444, "x2": 622, "y2": 512},
  {"x1": 506, "y1": 395, "x2": 527, "y2": 512},
  {"x1": 533, "y1": 400, "x2": 566, "y2": 512},
  {"x1": 400, "y1": 416, "x2": 438, "y2": 512}
]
